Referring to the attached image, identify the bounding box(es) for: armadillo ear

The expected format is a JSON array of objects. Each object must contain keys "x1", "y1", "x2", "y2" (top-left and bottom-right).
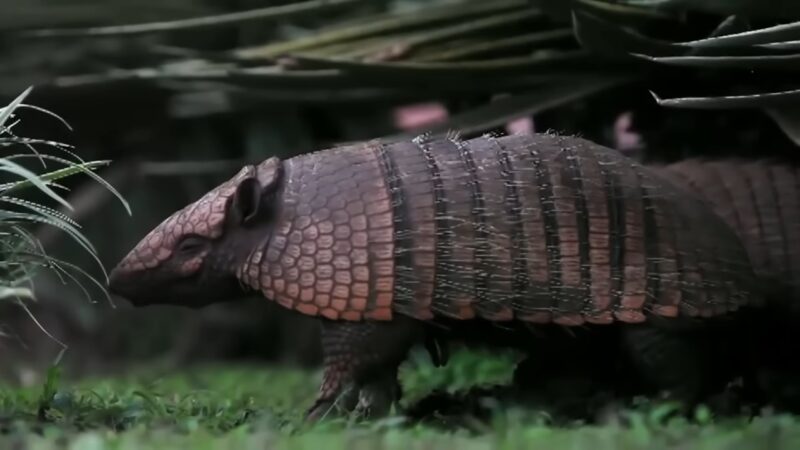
[
  {"x1": 257, "y1": 156, "x2": 283, "y2": 195},
  {"x1": 231, "y1": 177, "x2": 262, "y2": 225}
]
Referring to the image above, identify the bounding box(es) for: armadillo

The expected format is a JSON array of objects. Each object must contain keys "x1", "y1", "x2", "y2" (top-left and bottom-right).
[
  {"x1": 653, "y1": 158, "x2": 800, "y2": 305},
  {"x1": 652, "y1": 158, "x2": 800, "y2": 407},
  {"x1": 108, "y1": 132, "x2": 763, "y2": 419},
  {"x1": 511, "y1": 157, "x2": 800, "y2": 412}
]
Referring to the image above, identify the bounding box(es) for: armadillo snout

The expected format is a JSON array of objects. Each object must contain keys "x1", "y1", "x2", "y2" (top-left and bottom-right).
[{"x1": 107, "y1": 265, "x2": 144, "y2": 305}]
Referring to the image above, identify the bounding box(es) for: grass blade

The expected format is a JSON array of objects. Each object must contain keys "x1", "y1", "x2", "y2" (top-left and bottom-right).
[
  {"x1": 0, "y1": 196, "x2": 81, "y2": 228},
  {"x1": 0, "y1": 160, "x2": 110, "y2": 193},
  {"x1": 1, "y1": 211, "x2": 107, "y2": 283},
  {"x1": 0, "y1": 159, "x2": 73, "y2": 210},
  {"x1": 1, "y1": 156, "x2": 131, "y2": 215}
]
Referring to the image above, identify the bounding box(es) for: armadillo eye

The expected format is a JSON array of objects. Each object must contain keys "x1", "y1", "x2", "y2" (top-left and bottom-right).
[{"x1": 177, "y1": 236, "x2": 205, "y2": 254}]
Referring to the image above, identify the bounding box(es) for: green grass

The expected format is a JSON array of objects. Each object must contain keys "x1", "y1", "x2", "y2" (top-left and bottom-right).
[{"x1": 2, "y1": 348, "x2": 800, "y2": 449}]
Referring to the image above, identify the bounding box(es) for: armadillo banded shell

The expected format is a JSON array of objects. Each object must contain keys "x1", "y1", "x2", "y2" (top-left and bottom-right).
[
  {"x1": 241, "y1": 133, "x2": 762, "y2": 324},
  {"x1": 655, "y1": 158, "x2": 800, "y2": 300}
]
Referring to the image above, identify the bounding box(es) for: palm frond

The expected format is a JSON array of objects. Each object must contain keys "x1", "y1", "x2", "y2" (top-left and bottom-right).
[{"x1": 2, "y1": 0, "x2": 799, "y2": 145}]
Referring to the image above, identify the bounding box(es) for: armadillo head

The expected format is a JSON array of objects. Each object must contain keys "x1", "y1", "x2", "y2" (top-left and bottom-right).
[{"x1": 108, "y1": 157, "x2": 284, "y2": 308}]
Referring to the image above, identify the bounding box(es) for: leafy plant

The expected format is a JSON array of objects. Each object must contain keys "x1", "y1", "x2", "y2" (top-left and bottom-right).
[
  {"x1": 4, "y1": 0, "x2": 797, "y2": 146},
  {"x1": 0, "y1": 86, "x2": 130, "y2": 342}
]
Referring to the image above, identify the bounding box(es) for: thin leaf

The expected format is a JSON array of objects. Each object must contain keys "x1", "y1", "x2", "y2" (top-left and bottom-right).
[
  {"x1": 34, "y1": 254, "x2": 108, "y2": 307},
  {"x1": 412, "y1": 29, "x2": 575, "y2": 62},
  {"x1": 8, "y1": 104, "x2": 73, "y2": 132},
  {"x1": 349, "y1": 8, "x2": 547, "y2": 60},
  {"x1": 156, "y1": 66, "x2": 581, "y2": 91},
  {"x1": 572, "y1": 9, "x2": 684, "y2": 57},
  {"x1": 389, "y1": 75, "x2": 630, "y2": 139},
  {"x1": 633, "y1": 52, "x2": 800, "y2": 69},
  {"x1": 0, "y1": 159, "x2": 73, "y2": 210},
  {"x1": 0, "y1": 132, "x2": 61, "y2": 168},
  {"x1": 20, "y1": 0, "x2": 365, "y2": 38},
  {"x1": 764, "y1": 106, "x2": 800, "y2": 146},
  {"x1": 650, "y1": 87, "x2": 800, "y2": 108},
  {"x1": 575, "y1": 0, "x2": 677, "y2": 20},
  {"x1": 681, "y1": 19, "x2": 800, "y2": 49},
  {"x1": 6, "y1": 225, "x2": 41, "y2": 253},
  {"x1": 0, "y1": 211, "x2": 105, "y2": 283},
  {"x1": 1, "y1": 211, "x2": 95, "y2": 255},
  {"x1": 603, "y1": 0, "x2": 800, "y2": 20},
  {"x1": 0, "y1": 160, "x2": 110, "y2": 193},
  {"x1": 0, "y1": 2, "x2": 215, "y2": 31},
  {"x1": 4, "y1": 251, "x2": 66, "y2": 287},
  {"x1": 234, "y1": 0, "x2": 528, "y2": 59},
  {"x1": 0, "y1": 196, "x2": 81, "y2": 228},
  {"x1": 0, "y1": 287, "x2": 34, "y2": 300},
  {"x1": 289, "y1": 51, "x2": 596, "y2": 78},
  {"x1": 9, "y1": 241, "x2": 108, "y2": 304},
  {"x1": 0, "y1": 156, "x2": 131, "y2": 215},
  {"x1": 758, "y1": 40, "x2": 800, "y2": 50},
  {"x1": 0, "y1": 136, "x2": 75, "y2": 152},
  {"x1": 16, "y1": 298, "x2": 67, "y2": 357},
  {"x1": 0, "y1": 86, "x2": 32, "y2": 129},
  {"x1": 52, "y1": 156, "x2": 133, "y2": 217},
  {"x1": 144, "y1": 68, "x2": 360, "y2": 88}
]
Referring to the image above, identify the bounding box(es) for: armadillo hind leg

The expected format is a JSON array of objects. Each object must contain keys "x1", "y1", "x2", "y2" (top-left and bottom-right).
[
  {"x1": 512, "y1": 326, "x2": 619, "y2": 396},
  {"x1": 512, "y1": 355, "x2": 611, "y2": 407},
  {"x1": 619, "y1": 320, "x2": 747, "y2": 409},
  {"x1": 745, "y1": 305, "x2": 800, "y2": 413},
  {"x1": 305, "y1": 316, "x2": 424, "y2": 421}
]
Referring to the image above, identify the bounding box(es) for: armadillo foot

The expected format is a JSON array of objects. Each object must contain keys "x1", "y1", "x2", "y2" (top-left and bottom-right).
[
  {"x1": 305, "y1": 317, "x2": 422, "y2": 422},
  {"x1": 305, "y1": 383, "x2": 359, "y2": 422},
  {"x1": 305, "y1": 372, "x2": 401, "y2": 422},
  {"x1": 354, "y1": 371, "x2": 402, "y2": 419}
]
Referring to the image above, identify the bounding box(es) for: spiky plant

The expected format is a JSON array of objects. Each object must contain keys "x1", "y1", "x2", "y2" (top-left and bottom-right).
[
  {"x1": 0, "y1": 86, "x2": 129, "y2": 344},
  {"x1": 3, "y1": 0, "x2": 797, "y2": 148}
]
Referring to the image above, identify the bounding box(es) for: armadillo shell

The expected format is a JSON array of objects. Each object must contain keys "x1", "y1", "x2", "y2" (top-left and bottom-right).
[
  {"x1": 655, "y1": 157, "x2": 800, "y2": 305},
  {"x1": 240, "y1": 133, "x2": 763, "y2": 325}
]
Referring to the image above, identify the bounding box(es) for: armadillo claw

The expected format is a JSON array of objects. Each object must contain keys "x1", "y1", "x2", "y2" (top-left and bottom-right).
[
  {"x1": 353, "y1": 375, "x2": 402, "y2": 419},
  {"x1": 305, "y1": 376, "x2": 401, "y2": 422},
  {"x1": 304, "y1": 384, "x2": 359, "y2": 422}
]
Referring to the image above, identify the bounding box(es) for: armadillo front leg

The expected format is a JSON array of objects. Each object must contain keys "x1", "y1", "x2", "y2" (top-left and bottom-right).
[{"x1": 305, "y1": 316, "x2": 423, "y2": 421}]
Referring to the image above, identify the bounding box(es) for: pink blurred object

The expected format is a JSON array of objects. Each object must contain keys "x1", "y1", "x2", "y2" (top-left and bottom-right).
[
  {"x1": 393, "y1": 102, "x2": 449, "y2": 130},
  {"x1": 614, "y1": 111, "x2": 643, "y2": 153},
  {"x1": 506, "y1": 116, "x2": 535, "y2": 134},
  {"x1": 393, "y1": 100, "x2": 537, "y2": 137}
]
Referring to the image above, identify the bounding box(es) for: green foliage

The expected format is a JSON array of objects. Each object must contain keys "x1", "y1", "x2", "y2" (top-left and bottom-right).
[
  {"x1": 1, "y1": 351, "x2": 800, "y2": 449},
  {"x1": 0, "y1": 86, "x2": 128, "y2": 322},
  {"x1": 399, "y1": 347, "x2": 518, "y2": 403}
]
